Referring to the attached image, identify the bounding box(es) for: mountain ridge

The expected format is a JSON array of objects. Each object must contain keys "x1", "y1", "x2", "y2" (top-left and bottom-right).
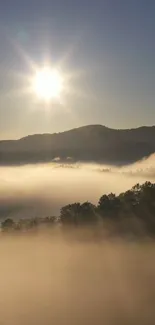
[
  {"x1": 1, "y1": 124, "x2": 155, "y2": 142},
  {"x1": 0, "y1": 124, "x2": 155, "y2": 165}
]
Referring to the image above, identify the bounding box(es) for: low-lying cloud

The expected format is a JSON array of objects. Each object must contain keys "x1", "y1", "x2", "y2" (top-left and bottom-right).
[
  {"x1": 0, "y1": 153, "x2": 155, "y2": 219},
  {"x1": 0, "y1": 234, "x2": 155, "y2": 325}
]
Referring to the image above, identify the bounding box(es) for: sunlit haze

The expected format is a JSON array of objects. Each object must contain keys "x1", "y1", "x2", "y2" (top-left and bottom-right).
[{"x1": 0, "y1": 155, "x2": 155, "y2": 218}]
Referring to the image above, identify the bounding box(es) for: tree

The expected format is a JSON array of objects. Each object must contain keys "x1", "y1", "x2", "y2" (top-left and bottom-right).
[
  {"x1": 80, "y1": 202, "x2": 97, "y2": 224},
  {"x1": 60, "y1": 202, "x2": 97, "y2": 226},
  {"x1": 136, "y1": 182, "x2": 155, "y2": 233},
  {"x1": 1, "y1": 218, "x2": 15, "y2": 232},
  {"x1": 60, "y1": 203, "x2": 81, "y2": 225},
  {"x1": 98, "y1": 193, "x2": 120, "y2": 218},
  {"x1": 119, "y1": 190, "x2": 137, "y2": 213}
]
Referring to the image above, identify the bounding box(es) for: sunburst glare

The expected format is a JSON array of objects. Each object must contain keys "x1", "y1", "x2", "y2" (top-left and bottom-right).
[{"x1": 32, "y1": 67, "x2": 64, "y2": 102}]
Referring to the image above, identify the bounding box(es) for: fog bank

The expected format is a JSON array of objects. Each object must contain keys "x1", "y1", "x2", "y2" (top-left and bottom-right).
[
  {"x1": 0, "y1": 154, "x2": 155, "y2": 219},
  {"x1": 0, "y1": 234, "x2": 155, "y2": 325}
]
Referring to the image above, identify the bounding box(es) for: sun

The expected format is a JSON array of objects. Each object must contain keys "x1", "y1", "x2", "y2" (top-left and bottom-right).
[{"x1": 32, "y1": 67, "x2": 63, "y2": 101}]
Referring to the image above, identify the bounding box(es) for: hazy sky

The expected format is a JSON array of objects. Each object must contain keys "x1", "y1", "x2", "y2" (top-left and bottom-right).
[{"x1": 0, "y1": 0, "x2": 155, "y2": 139}]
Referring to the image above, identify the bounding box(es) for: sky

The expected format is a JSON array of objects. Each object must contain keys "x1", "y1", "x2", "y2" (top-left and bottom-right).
[{"x1": 0, "y1": 0, "x2": 155, "y2": 139}]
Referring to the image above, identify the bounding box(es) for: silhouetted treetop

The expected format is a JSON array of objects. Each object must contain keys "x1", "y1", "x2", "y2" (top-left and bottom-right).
[{"x1": 1, "y1": 182, "x2": 155, "y2": 237}]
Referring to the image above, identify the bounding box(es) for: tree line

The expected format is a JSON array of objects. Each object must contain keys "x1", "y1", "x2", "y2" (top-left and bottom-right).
[{"x1": 1, "y1": 182, "x2": 155, "y2": 236}]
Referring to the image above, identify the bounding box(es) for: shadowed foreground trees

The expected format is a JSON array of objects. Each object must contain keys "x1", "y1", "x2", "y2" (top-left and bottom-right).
[
  {"x1": 1, "y1": 218, "x2": 15, "y2": 232},
  {"x1": 1, "y1": 216, "x2": 56, "y2": 232},
  {"x1": 1, "y1": 182, "x2": 155, "y2": 236},
  {"x1": 98, "y1": 193, "x2": 121, "y2": 218},
  {"x1": 60, "y1": 202, "x2": 97, "y2": 226}
]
